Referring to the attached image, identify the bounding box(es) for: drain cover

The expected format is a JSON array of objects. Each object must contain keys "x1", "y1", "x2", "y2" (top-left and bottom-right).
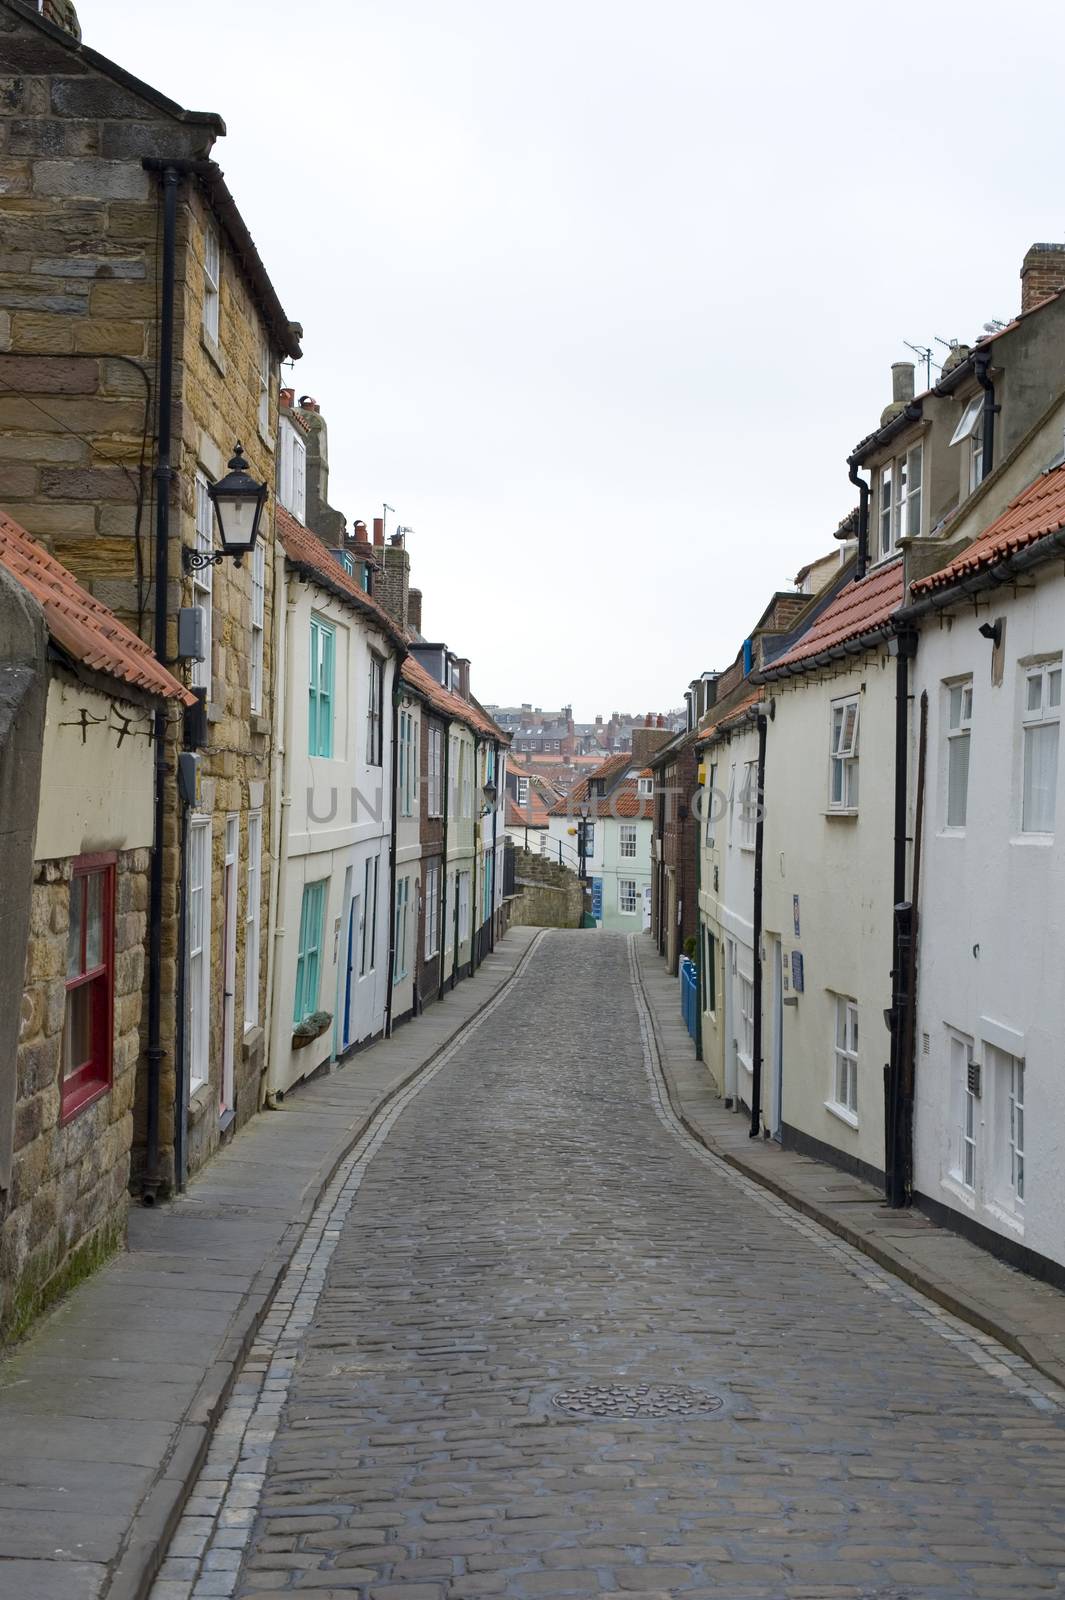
[{"x1": 551, "y1": 1382, "x2": 723, "y2": 1419}]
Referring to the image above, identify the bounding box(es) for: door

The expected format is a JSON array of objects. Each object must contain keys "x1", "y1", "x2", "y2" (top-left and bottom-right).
[
  {"x1": 724, "y1": 937, "x2": 737, "y2": 1104},
  {"x1": 335, "y1": 865, "x2": 353, "y2": 1058},
  {"x1": 343, "y1": 891, "x2": 359, "y2": 1050},
  {"x1": 769, "y1": 935, "x2": 784, "y2": 1141},
  {"x1": 220, "y1": 815, "x2": 239, "y2": 1123}
]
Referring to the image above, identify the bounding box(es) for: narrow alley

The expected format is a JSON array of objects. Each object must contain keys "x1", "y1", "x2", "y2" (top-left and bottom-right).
[{"x1": 151, "y1": 933, "x2": 1065, "y2": 1600}]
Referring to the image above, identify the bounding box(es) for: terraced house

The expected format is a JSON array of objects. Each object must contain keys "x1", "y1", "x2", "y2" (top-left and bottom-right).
[{"x1": 0, "y1": 0, "x2": 301, "y2": 1192}]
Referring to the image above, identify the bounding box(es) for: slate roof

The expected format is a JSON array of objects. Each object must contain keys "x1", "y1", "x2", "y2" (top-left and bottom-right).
[
  {"x1": 400, "y1": 655, "x2": 507, "y2": 742},
  {"x1": 911, "y1": 461, "x2": 1065, "y2": 596},
  {"x1": 0, "y1": 509, "x2": 194, "y2": 704},
  {"x1": 761, "y1": 559, "x2": 904, "y2": 675}
]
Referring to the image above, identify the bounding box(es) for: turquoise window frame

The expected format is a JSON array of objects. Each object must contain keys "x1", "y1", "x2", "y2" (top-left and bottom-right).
[
  {"x1": 308, "y1": 616, "x2": 335, "y2": 757},
  {"x1": 293, "y1": 879, "x2": 327, "y2": 1023}
]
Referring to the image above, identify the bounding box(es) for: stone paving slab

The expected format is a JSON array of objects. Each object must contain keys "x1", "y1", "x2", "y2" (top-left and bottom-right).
[
  {"x1": 0, "y1": 930, "x2": 538, "y2": 1600},
  {"x1": 634, "y1": 932, "x2": 1065, "y2": 1395}
]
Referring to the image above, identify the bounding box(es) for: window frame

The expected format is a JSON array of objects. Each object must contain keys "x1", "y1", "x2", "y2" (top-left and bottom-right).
[
  {"x1": 293, "y1": 879, "x2": 327, "y2": 1024},
  {"x1": 829, "y1": 695, "x2": 860, "y2": 812},
  {"x1": 875, "y1": 440, "x2": 923, "y2": 560},
  {"x1": 738, "y1": 758, "x2": 758, "y2": 849},
  {"x1": 638, "y1": 776, "x2": 653, "y2": 798},
  {"x1": 359, "y1": 854, "x2": 379, "y2": 976},
  {"x1": 202, "y1": 225, "x2": 220, "y2": 346},
  {"x1": 392, "y1": 875, "x2": 410, "y2": 982},
  {"x1": 399, "y1": 709, "x2": 416, "y2": 817},
  {"x1": 249, "y1": 541, "x2": 265, "y2": 715},
  {"x1": 427, "y1": 724, "x2": 444, "y2": 817},
  {"x1": 457, "y1": 869, "x2": 470, "y2": 942},
  {"x1": 618, "y1": 877, "x2": 639, "y2": 915},
  {"x1": 830, "y1": 995, "x2": 859, "y2": 1122},
  {"x1": 944, "y1": 676, "x2": 973, "y2": 829},
  {"x1": 735, "y1": 965, "x2": 754, "y2": 1071},
  {"x1": 516, "y1": 776, "x2": 530, "y2": 807},
  {"x1": 1021, "y1": 658, "x2": 1062, "y2": 835},
  {"x1": 244, "y1": 809, "x2": 263, "y2": 1033},
  {"x1": 619, "y1": 823, "x2": 638, "y2": 859},
  {"x1": 187, "y1": 817, "x2": 211, "y2": 1095},
  {"x1": 191, "y1": 470, "x2": 213, "y2": 699},
  {"x1": 424, "y1": 861, "x2": 440, "y2": 958},
  {"x1": 257, "y1": 331, "x2": 271, "y2": 436},
  {"x1": 308, "y1": 615, "x2": 335, "y2": 759},
  {"x1": 61, "y1": 853, "x2": 116, "y2": 1123},
  {"x1": 366, "y1": 651, "x2": 384, "y2": 766}
]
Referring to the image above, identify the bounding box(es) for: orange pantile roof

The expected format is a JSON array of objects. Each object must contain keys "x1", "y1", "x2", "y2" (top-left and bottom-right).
[
  {"x1": 276, "y1": 505, "x2": 406, "y2": 647},
  {"x1": 912, "y1": 461, "x2": 1065, "y2": 596},
  {"x1": 547, "y1": 752, "x2": 654, "y2": 820},
  {"x1": 694, "y1": 687, "x2": 762, "y2": 748},
  {"x1": 764, "y1": 559, "x2": 903, "y2": 674},
  {"x1": 400, "y1": 655, "x2": 506, "y2": 742},
  {"x1": 506, "y1": 788, "x2": 551, "y2": 829},
  {"x1": 0, "y1": 509, "x2": 193, "y2": 704}
]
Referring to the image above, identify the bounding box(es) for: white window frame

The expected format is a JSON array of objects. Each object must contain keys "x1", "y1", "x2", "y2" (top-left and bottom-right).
[
  {"x1": 1021, "y1": 658, "x2": 1061, "y2": 834},
  {"x1": 257, "y1": 332, "x2": 271, "y2": 437},
  {"x1": 735, "y1": 967, "x2": 754, "y2": 1072},
  {"x1": 192, "y1": 471, "x2": 213, "y2": 698},
  {"x1": 424, "y1": 862, "x2": 440, "y2": 957},
  {"x1": 876, "y1": 441, "x2": 923, "y2": 560},
  {"x1": 516, "y1": 776, "x2": 529, "y2": 807},
  {"x1": 638, "y1": 776, "x2": 653, "y2": 798},
  {"x1": 947, "y1": 1030, "x2": 977, "y2": 1193},
  {"x1": 449, "y1": 734, "x2": 460, "y2": 814},
  {"x1": 950, "y1": 394, "x2": 985, "y2": 493},
  {"x1": 705, "y1": 759, "x2": 718, "y2": 848},
  {"x1": 359, "y1": 854, "x2": 378, "y2": 976},
  {"x1": 457, "y1": 870, "x2": 470, "y2": 943},
  {"x1": 830, "y1": 996, "x2": 859, "y2": 1123},
  {"x1": 249, "y1": 541, "x2": 265, "y2": 715},
  {"x1": 202, "y1": 225, "x2": 220, "y2": 346},
  {"x1": 619, "y1": 823, "x2": 638, "y2": 859},
  {"x1": 462, "y1": 743, "x2": 473, "y2": 819},
  {"x1": 738, "y1": 758, "x2": 758, "y2": 849},
  {"x1": 393, "y1": 875, "x2": 410, "y2": 982},
  {"x1": 944, "y1": 677, "x2": 972, "y2": 829},
  {"x1": 829, "y1": 695, "x2": 860, "y2": 812},
  {"x1": 618, "y1": 877, "x2": 639, "y2": 915},
  {"x1": 427, "y1": 724, "x2": 443, "y2": 817},
  {"x1": 187, "y1": 816, "x2": 211, "y2": 1094},
  {"x1": 399, "y1": 710, "x2": 416, "y2": 817},
  {"x1": 244, "y1": 809, "x2": 262, "y2": 1032},
  {"x1": 986, "y1": 1044, "x2": 1025, "y2": 1216}
]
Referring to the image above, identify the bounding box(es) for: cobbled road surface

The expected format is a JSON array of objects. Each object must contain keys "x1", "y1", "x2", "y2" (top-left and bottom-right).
[{"x1": 184, "y1": 932, "x2": 1065, "y2": 1600}]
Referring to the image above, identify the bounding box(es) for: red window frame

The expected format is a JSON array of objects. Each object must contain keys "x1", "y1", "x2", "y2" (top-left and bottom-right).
[{"x1": 61, "y1": 852, "x2": 116, "y2": 1123}]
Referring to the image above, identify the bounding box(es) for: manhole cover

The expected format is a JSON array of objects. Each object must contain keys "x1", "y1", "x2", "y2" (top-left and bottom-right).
[{"x1": 551, "y1": 1382, "x2": 724, "y2": 1419}]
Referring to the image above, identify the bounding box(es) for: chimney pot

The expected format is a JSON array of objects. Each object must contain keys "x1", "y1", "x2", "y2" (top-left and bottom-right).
[
  {"x1": 891, "y1": 362, "x2": 915, "y2": 404},
  {"x1": 298, "y1": 394, "x2": 320, "y2": 414},
  {"x1": 280, "y1": 387, "x2": 295, "y2": 410},
  {"x1": 408, "y1": 587, "x2": 423, "y2": 634},
  {"x1": 1020, "y1": 242, "x2": 1065, "y2": 315}
]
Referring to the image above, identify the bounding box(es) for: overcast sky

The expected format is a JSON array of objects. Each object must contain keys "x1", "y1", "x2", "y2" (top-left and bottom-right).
[{"x1": 87, "y1": 0, "x2": 1065, "y2": 719}]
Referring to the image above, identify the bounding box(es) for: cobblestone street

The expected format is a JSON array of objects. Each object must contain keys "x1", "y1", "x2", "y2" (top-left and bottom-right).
[{"x1": 155, "y1": 932, "x2": 1065, "y2": 1600}]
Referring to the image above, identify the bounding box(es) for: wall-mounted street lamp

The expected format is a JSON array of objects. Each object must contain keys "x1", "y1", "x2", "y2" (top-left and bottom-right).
[
  {"x1": 577, "y1": 801, "x2": 591, "y2": 882},
  {"x1": 480, "y1": 780, "x2": 498, "y2": 818},
  {"x1": 183, "y1": 443, "x2": 269, "y2": 572}
]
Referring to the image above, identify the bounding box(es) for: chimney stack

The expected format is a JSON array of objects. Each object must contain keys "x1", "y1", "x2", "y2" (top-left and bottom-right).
[
  {"x1": 41, "y1": 0, "x2": 81, "y2": 37},
  {"x1": 372, "y1": 517, "x2": 384, "y2": 547},
  {"x1": 881, "y1": 361, "x2": 916, "y2": 426},
  {"x1": 408, "y1": 587, "x2": 423, "y2": 634},
  {"x1": 376, "y1": 535, "x2": 410, "y2": 631},
  {"x1": 1020, "y1": 242, "x2": 1065, "y2": 314},
  {"x1": 631, "y1": 726, "x2": 672, "y2": 766}
]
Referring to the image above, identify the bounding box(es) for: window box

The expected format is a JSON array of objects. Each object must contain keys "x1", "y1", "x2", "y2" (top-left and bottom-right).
[{"x1": 291, "y1": 1009, "x2": 332, "y2": 1049}]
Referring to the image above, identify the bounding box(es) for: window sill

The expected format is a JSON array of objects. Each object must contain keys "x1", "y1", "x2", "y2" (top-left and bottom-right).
[
  {"x1": 201, "y1": 332, "x2": 227, "y2": 377},
  {"x1": 60, "y1": 1075, "x2": 110, "y2": 1126},
  {"x1": 250, "y1": 713, "x2": 269, "y2": 736},
  {"x1": 941, "y1": 1174, "x2": 978, "y2": 1211},
  {"x1": 984, "y1": 1199, "x2": 1025, "y2": 1237},
  {"x1": 188, "y1": 1080, "x2": 213, "y2": 1126},
  {"x1": 206, "y1": 702, "x2": 222, "y2": 724},
  {"x1": 258, "y1": 424, "x2": 275, "y2": 452},
  {"x1": 937, "y1": 826, "x2": 966, "y2": 839},
  {"x1": 824, "y1": 808, "x2": 859, "y2": 821},
  {"x1": 1010, "y1": 832, "x2": 1054, "y2": 847},
  {"x1": 824, "y1": 1098, "x2": 859, "y2": 1130}
]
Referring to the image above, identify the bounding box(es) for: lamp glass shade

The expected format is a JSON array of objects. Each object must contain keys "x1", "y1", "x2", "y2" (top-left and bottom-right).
[
  {"x1": 483, "y1": 780, "x2": 498, "y2": 807},
  {"x1": 208, "y1": 444, "x2": 268, "y2": 565}
]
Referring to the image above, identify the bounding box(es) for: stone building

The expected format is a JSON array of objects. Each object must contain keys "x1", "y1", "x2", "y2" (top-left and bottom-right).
[
  {"x1": 0, "y1": 509, "x2": 191, "y2": 1341},
  {"x1": 0, "y1": 0, "x2": 302, "y2": 1192}
]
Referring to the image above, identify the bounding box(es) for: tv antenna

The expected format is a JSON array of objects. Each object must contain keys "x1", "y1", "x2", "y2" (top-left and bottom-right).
[{"x1": 904, "y1": 341, "x2": 934, "y2": 390}]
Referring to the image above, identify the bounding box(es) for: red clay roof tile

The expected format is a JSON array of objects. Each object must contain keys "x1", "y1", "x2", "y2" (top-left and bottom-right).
[
  {"x1": 0, "y1": 509, "x2": 193, "y2": 705},
  {"x1": 276, "y1": 505, "x2": 406, "y2": 647},
  {"x1": 767, "y1": 559, "x2": 903, "y2": 672},
  {"x1": 912, "y1": 461, "x2": 1065, "y2": 596}
]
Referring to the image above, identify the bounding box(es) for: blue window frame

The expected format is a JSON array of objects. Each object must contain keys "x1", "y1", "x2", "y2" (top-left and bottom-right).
[
  {"x1": 293, "y1": 879, "x2": 327, "y2": 1023},
  {"x1": 308, "y1": 616, "x2": 335, "y2": 757},
  {"x1": 338, "y1": 550, "x2": 355, "y2": 576}
]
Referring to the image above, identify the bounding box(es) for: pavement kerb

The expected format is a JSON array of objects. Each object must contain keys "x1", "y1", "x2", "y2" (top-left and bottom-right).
[
  {"x1": 631, "y1": 936, "x2": 1065, "y2": 1399},
  {"x1": 104, "y1": 929, "x2": 545, "y2": 1600}
]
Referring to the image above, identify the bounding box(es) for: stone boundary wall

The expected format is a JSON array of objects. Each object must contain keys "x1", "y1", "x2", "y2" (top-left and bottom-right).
[{"x1": 508, "y1": 849, "x2": 585, "y2": 929}]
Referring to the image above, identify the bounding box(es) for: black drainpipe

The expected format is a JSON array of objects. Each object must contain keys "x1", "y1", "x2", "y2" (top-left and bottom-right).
[
  {"x1": 748, "y1": 708, "x2": 768, "y2": 1139},
  {"x1": 974, "y1": 350, "x2": 998, "y2": 479},
  {"x1": 848, "y1": 457, "x2": 870, "y2": 581},
  {"x1": 437, "y1": 721, "x2": 451, "y2": 1003},
  {"x1": 143, "y1": 163, "x2": 179, "y2": 1204},
  {"x1": 885, "y1": 630, "x2": 918, "y2": 1205}
]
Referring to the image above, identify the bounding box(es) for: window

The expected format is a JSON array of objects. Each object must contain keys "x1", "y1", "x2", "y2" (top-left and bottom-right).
[
  {"x1": 399, "y1": 710, "x2": 416, "y2": 816},
  {"x1": 293, "y1": 880, "x2": 326, "y2": 1023},
  {"x1": 736, "y1": 968, "x2": 754, "y2": 1069},
  {"x1": 449, "y1": 734, "x2": 460, "y2": 813},
  {"x1": 832, "y1": 997, "x2": 859, "y2": 1118},
  {"x1": 945, "y1": 678, "x2": 972, "y2": 827},
  {"x1": 1021, "y1": 660, "x2": 1061, "y2": 833},
  {"x1": 738, "y1": 758, "x2": 758, "y2": 848},
  {"x1": 359, "y1": 854, "x2": 378, "y2": 975},
  {"x1": 62, "y1": 856, "x2": 115, "y2": 1120},
  {"x1": 580, "y1": 821, "x2": 595, "y2": 859},
  {"x1": 427, "y1": 724, "x2": 443, "y2": 816},
  {"x1": 203, "y1": 225, "x2": 220, "y2": 345},
  {"x1": 424, "y1": 862, "x2": 440, "y2": 957},
  {"x1": 249, "y1": 541, "x2": 265, "y2": 715},
  {"x1": 458, "y1": 870, "x2": 470, "y2": 942},
  {"x1": 829, "y1": 696, "x2": 860, "y2": 811},
  {"x1": 279, "y1": 425, "x2": 307, "y2": 521},
  {"x1": 257, "y1": 333, "x2": 271, "y2": 436},
  {"x1": 516, "y1": 777, "x2": 530, "y2": 807},
  {"x1": 393, "y1": 876, "x2": 410, "y2": 981},
  {"x1": 308, "y1": 616, "x2": 335, "y2": 758},
  {"x1": 619, "y1": 824, "x2": 638, "y2": 858},
  {"x1": 244, "y1": 810, "x2": 262, "y2": 1031},
  {"x1": 949, "y1": 1032, "x2": 977, "y2": 1190},
  {"x1": 703, "y1": 926, "x2": 716, "y2": 1015},
  {"x1": 980, "y1": 1044, "x2": 1025, "y2": 1212},
  {"x1": 187, "y1": 818, "x2": 211, "y2": 1095},
  {"x1": 950, "y1": 394, "x2": 984, "y2": 492},
  {"x1": 876, "y1": 442, "x2": 923, "y2": 558},
  {"x1": 366, "y1": 652, "x2": 383, "y2": 765},
  {"x1": 638, "y1": 776, "x2": 653, "y2": 798},
  {"x1": 462, "y1": 746, "x2": 473, "y2": 818},
  {"x1": 618, "y1": 878, "x2": 639, "y2": 915},
  {"x1": 192, "y1": 471, "x2": 213, "y2": 698},
  {"x1": 705, "y1": 760, "x2": 718, "y2": 847},
  {"x1": 339, "y1": 550, "x2": 355, "y2": 576},
  {"x1": 1004, "y1": 1052, "x2": 1025, "y2": 1207}
]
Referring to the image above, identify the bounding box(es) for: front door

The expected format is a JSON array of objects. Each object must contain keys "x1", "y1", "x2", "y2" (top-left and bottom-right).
[
  {"x1": 343, "y1": 892, "x2": 359, "y2": 1050},
  {"x1": 220, "y1": 815, "x2": 238, "y2": 1123},
  {"x1": 769, "y1": 935, "x2": 784, "y2": 1141}
]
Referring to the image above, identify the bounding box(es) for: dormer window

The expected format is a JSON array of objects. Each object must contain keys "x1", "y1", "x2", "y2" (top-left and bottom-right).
[
  {"x1": 638, "y1": 777, "x2": 653, "y2": 798},
  {"x1": 950, "y1": 395, "x2": 985, "y2": 492},
  {"x1": 876, "y1": 442, "x2": 923, "y2": 560}
]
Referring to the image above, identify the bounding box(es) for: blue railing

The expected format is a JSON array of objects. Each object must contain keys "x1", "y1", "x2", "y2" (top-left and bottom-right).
[{"x1": 680, "y1": 956, "x2": 698, "y2": 1042}]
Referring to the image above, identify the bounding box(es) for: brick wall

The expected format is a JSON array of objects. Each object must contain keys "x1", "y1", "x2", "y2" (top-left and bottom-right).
[
  {"x1": 1, "y1": 847, "x2": 147, "y2": 1342},
  {"x1": 658, "y1": 744, "x2": 699, "y2": 972}
]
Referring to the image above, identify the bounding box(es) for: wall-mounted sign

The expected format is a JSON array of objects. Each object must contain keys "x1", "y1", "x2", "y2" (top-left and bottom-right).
[
  {"x1": 791, "y1": 950, "x2": 805, "y2": 994},
  {"x1": 793, "y1": 894, "x2": 801, "y2": 937},
  {"x1": 591, "y1": 877, "x2": 603, "y2": 920}
]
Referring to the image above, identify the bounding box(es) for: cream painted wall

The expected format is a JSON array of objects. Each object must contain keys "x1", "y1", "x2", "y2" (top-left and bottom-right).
[
  {"x1": 35, "y1": 678, "x2": 155, "y2": 861},
  {"x1": 762, "y1": 643, "x2": 900, "y2": 1179}
]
